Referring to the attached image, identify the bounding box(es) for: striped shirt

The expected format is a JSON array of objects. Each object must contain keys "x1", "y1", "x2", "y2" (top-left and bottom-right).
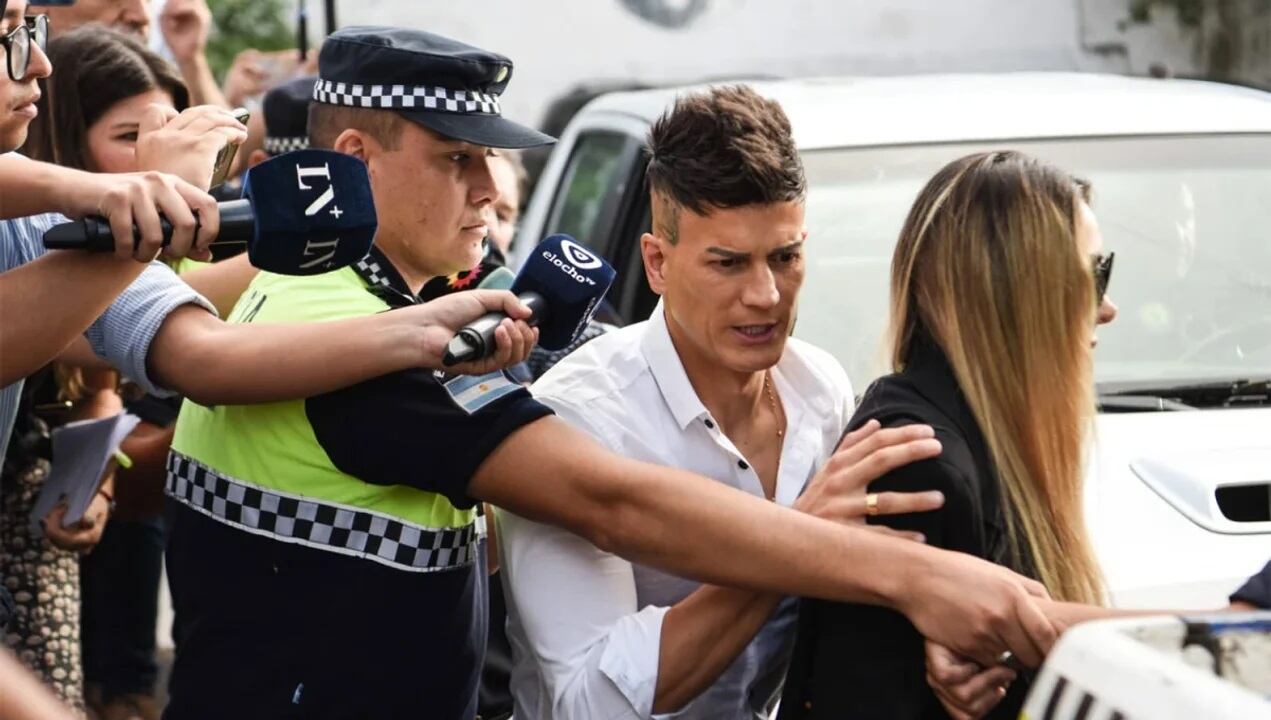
[{"x1": 0, "y1": 212, "x2": 213, "y2": 469}]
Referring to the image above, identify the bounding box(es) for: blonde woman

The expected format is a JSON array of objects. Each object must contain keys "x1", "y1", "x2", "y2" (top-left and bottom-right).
[{"x1": 779, "y1": 150, "x2": 1118, "y2": 720}]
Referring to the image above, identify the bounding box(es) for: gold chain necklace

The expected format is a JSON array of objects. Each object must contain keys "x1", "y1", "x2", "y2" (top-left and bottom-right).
[{"x1": 764, "y1": 372, "x2": 784, "y2": 439}]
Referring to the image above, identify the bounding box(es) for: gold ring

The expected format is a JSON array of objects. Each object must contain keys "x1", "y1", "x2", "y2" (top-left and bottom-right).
[{"x1": 865, "y1": 493, "x2": 880, "y2": 516}]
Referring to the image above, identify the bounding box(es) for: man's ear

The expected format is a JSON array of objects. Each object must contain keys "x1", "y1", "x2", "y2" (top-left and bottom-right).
[
  {"x1": 246, "y1": 149, "x2": 269, "y2": 169},
  {"x1": 641, "y1": 232, "x2": 670, "y2": 296},
  {"x1": 332, "y1": 128, "x2": 373, "y2": 162}
]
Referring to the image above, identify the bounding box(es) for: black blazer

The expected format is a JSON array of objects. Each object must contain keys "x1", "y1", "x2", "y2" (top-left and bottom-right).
[{"x1": 779, "y1": 334, "x2": 1037, "y2": 720}]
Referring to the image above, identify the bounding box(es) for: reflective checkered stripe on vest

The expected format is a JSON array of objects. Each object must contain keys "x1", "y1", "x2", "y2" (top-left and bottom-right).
[{"x1": 167, "y1": 266, "x2": 478, "y2": 573}]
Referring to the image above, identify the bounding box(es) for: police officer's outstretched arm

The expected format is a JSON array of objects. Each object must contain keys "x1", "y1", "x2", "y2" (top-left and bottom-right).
[
  {"x1": 470, "y1": 415, "x2": 1059, "y2": 669},
  {"x1": 145, "y1": 289, "x2": 536, "y2": 406}
]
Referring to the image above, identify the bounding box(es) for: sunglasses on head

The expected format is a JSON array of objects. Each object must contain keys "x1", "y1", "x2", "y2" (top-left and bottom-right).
[
  {"x1": 1092, "y1": 251, "x2": 1115, "y2": 304},
  {"x1": 1, "y1": 13, "x2": 48, "y2": 82}
]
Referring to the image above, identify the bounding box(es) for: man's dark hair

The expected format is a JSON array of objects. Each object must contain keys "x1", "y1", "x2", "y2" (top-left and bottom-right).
[
  {"x1": 645, "y1": 85, "x2": 805, "y2": 243},
  {"x1": 307, "y1": 103, "x2": 403, "y2": 151}
]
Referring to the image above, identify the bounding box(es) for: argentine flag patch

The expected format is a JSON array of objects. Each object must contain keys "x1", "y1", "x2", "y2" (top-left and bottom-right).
[{"x1": 442, "y1": 371, "x2": 519, "y2": 415}]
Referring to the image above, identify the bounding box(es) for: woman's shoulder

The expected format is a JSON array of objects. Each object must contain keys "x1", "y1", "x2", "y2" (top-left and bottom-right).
[
  {"x1": 848, "y1": 374, "x2": 982, "y2": 493},
  {"x1": 850, "y1": 373, "x2": 955, "y2": 434}
]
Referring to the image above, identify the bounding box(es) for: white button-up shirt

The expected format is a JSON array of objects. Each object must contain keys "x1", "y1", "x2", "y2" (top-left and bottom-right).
[{"x1": 497, "y1": 303, "x2": 852, "y2": 719}]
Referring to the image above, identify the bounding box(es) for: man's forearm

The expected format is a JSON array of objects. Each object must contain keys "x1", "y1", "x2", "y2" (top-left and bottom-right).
[
  {"x1": 0, "y1": 156, "x2": 85, "y2": 219},
  {"x1": 0, "y1": 252, "x2": 146, "y2": 385},
  {"x1": 654, "y1": 587, "x2": 783, "y2": 714},
  {"x1": 474, "y1": 418, "x2": 918, "y2": 607},
  {"x1": 178, "y1": 57, "x2": 229, "y2": 108},
  {"x1": 478, "y1": 418, "x2": 1058, "y2": 668},
  {"x1": 148, "y1": 307, "x2": 427, "y2": 405}
]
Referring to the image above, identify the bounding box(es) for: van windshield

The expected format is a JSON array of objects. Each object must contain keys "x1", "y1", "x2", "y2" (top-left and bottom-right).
[{"x1": 798, "y1": 134, "x2": 1271, "y2": 393}]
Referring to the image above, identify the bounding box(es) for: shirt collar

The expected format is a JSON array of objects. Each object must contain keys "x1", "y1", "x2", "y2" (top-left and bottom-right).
[
  {"x1": 638, "y1": 301, "x2": 822, "y2": 430},
  {"x1": 353, "y1": 246, "x2": 420, "y2": 308},
  {"x1": 353, "y1": 246, "x2": 505, "y2": 308},
  {"x1": 640, "y1": 302, "x2": 712, "y2": 430}
]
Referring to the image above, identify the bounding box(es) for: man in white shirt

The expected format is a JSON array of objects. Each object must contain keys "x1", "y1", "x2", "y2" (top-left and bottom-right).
[{"x1": 497, "y1": 85, "x2": 946, "y2": 719}]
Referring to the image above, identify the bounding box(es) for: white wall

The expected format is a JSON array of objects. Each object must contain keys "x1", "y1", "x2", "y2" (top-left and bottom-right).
[{"x1": 335, "y1": 0, "x2": 1133, "y2": 126}]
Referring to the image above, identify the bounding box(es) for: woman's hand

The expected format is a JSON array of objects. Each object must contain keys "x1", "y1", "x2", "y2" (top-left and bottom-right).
[
  {"x1": 43, "y1": 491, "x2": 111, "y2": 554},
  {"x1": 135, "y1": 104, "x2": 248, "y2": 193},
  {"x1": 43, "y1": 458, "x2": 118, "y2": 553},
  {"x1": 925, "y1": 640, "x2": 1016, "y2": 720}
]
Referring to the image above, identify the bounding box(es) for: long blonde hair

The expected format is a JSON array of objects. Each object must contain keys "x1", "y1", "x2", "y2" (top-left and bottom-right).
[{"x1": 888, "y1": 150, "x2": 1103, "y2": 604}]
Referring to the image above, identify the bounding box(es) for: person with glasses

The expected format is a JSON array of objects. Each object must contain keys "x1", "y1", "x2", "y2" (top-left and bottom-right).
[
  {"x1": 8, "y1": 23, "x2": 254, "y2": 717},
  {"x1": 0, "y1": 8, "x2": 44, "y2": 82},
  {"x1": 0, "y1": 0, "x2": 229, "y2": 385},
  {"x1": 779, "y1": 150, "x2": 1119, "y2": 720}
]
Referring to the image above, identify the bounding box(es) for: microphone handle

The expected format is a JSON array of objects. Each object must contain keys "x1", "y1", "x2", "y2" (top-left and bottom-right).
[
  {"x1": 42, "y1": 199, "x2": 253, "y2": 252},
  {"x1": 446, "y1": 291, "x2": 548, "y2": 365}
]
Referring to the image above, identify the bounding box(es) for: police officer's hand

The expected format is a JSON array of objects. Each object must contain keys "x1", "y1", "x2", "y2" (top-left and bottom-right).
[
  {"x1": 899, "y1": 552, "x2": 1056, "y2": 669},
  {"x1": 409, "y1": 289, "x2": 538, "y2": 374},
  {"x1": 925, "y1": 640, "x2": 1015, "y2": 720},
  {"x1": 793, "y1": 419, "x2": 944, "y2": 540}
]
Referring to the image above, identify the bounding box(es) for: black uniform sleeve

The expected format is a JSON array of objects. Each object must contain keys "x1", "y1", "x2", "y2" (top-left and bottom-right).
[
  {"x1": 305, "y1": 368, "x2": 554, "y2": 509},
  {"x1": 1231, "y1": 559, "x2": 1271, "y2": 609}
]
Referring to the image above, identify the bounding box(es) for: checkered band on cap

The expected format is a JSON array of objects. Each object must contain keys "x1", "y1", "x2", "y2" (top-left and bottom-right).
[
  {"x1": 312, "y1": 78, "x2": 502, "y2": 115},
  {"x1": 166, "y1": 451, "x2": 477, "y2": 573},
  {"x1": 263, "y1": 136, "x2": 309, "y2": 156}
]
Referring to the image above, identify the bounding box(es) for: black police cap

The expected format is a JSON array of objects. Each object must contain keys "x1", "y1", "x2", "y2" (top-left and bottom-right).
[
  {"x1": 262, "y1": 76, "x2": 314, "y2": 156},
  {"x1": 314, "y1": 26, "x2": 555, "y2": 149}
]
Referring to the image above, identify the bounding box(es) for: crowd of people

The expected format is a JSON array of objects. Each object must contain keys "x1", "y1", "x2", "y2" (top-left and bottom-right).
[{"x1": 0, "y1": 1, "x2": 1268, "y2": 719}]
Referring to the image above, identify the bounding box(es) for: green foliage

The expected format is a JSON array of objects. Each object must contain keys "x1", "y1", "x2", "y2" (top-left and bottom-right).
[
  {"x1": 1125, "y1": 0, "x2": 1271, "y2": 81},
  {"x1": 1129, "y1": 0, "x2": 1206, "y2": 27},
  {"x1": 205, "y1": 0, "x2": 296, "y2": 81},
  {"x1": 1128, "y1": 0, "x2": 1271, "y2": 28}
]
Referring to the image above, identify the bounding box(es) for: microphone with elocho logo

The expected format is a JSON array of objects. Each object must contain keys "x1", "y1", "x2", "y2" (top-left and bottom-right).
[
  {"x1": 42, "y1": 150, "x2": 377, "y2": 276},
  {"x1": 442, "y1": 234, "x2": 616, "y2": 366}
]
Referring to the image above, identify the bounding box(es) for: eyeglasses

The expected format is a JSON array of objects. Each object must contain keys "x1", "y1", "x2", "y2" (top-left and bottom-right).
[
  {"x1": 1092, "y1": 251, "x2": 1115, "y2": 304},
  {"x1": 1, "y1": 14, "x2": 49, "y2": 82}
]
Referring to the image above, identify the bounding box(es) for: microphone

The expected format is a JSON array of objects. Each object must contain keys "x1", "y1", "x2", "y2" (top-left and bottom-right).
[
  {"x1": 442, "y1": 234, "x2": 616, "y2": 366},
  {"x1": 475, "y1": 265, "x2": 515, "y2": 291},
  {"x1": 42, "y1": 150, "x2": 377, "y2": 276}
]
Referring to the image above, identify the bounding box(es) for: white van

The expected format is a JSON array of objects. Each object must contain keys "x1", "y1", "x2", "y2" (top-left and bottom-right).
[{"x1": 512, "y1": 72, "x2": 1271, "y2": 609}]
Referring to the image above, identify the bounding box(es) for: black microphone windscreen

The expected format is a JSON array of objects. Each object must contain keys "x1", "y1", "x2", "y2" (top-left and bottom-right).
[
  {"x1": 512, "y1": 235, "x2": 615, "y2": 350},
  {"x1": 241, "y1": 149, "x2": 377, "y2": 276}
]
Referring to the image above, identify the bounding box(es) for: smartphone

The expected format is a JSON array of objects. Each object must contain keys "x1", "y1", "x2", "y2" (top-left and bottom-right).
[{"x1": 209, "y1": 108, "x2": 251, "y2": 188}]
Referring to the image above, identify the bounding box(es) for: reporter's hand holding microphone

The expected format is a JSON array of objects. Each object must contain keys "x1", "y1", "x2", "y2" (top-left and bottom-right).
[{"x1": 54, "y1": 104, "x2": 247, "y2": 263}]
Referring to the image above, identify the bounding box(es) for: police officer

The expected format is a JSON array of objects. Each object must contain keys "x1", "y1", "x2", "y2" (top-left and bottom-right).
[
  {"x1": 248, "y1": 75, "x2": 315, "y2": 165},
  {"x1": 163, "y1": 26, "x2": 1060, "y2": 720},
  {"x1": 211, "y1": 75, "x2": 315, "y2": 205},
  {"x1": 163, "y1": 27, "x2": 553, "y2": 720}
]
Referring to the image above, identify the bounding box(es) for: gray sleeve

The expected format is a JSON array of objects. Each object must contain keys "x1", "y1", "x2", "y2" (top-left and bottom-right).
[
  {"x1": 85, "y1": 262, "x2": 216, "y2": 397},
  {"x1": 0, "y1": 212, "x2": 66, "y2": 268},
  {"x1": 2, "y1": 212, "x2": 214, "y2": 395}
]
